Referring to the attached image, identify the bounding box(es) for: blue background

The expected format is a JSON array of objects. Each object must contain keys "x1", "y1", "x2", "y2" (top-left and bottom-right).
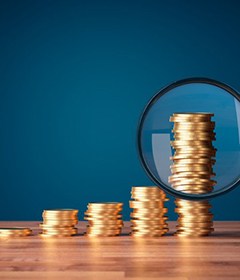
[{"x1": 0, "y1": 0, "x2": 240, "y2": 221}]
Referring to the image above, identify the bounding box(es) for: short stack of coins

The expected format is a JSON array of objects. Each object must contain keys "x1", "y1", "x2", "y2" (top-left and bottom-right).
[
  {"x1": 84, "y1": 202, "x2": 123, "y2": 236},
  {"x1": 0, "y1": 228, "x2": 32, "y2": 237},
  {"x1": 130, "y1": 186, "x2": 168, "y2": 237},
  {"x1": 169, "y1": 113, "x2": 216, "y2": 237},
  {"x1": 40, "y1": 209, "x2": 78, "y2": 237}
]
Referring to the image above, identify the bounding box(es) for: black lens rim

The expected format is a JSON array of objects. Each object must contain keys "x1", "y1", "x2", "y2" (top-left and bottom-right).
[{"x1": 137, "y1": 77, "x2": 240, "y2": 200}]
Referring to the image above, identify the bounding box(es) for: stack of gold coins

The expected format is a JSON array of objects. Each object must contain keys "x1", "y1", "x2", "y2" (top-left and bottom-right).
[
  {"x1": 0, "y1": 228, "x2": 32, "y2": 237},
  {"x1": 40, "y1": 209, "x2": 78, "y2": 237},
  {"x1": 84, "y1": 202, "x2": 123, "y2": 236},
  {"x1": 130, "y1": 186, "x2": 168, "y2": 237},
  {"x1": 169, "y1": 113, "x2": 216, "y2": 237}
]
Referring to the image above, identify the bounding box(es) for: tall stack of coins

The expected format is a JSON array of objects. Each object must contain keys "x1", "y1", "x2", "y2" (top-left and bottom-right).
[
  {"x1": 169, "y1": 113, "x2": 216, "y2": 237},
  {"x1": 40, "y1": 209, "x2": 78, "y2": 237},
  {"x1": 130, "y1": 186, "x2": 168, "y2": 237},
  {"x1": 84, "y1": 202, "x2": 123, "y2": 236},
  {"x1": 0, "y1": 228, "x2": 32, "y2": 237}
]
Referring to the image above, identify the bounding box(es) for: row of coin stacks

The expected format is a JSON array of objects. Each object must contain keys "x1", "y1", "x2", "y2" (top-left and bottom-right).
[{"x1": 0, "y1": 186, "x2": 214, "y2": 237}]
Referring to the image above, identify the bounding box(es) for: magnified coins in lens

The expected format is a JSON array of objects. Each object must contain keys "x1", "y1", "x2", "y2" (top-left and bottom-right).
[{"x1": 137, "y1": 78, "x2": 240, "y2": 200}]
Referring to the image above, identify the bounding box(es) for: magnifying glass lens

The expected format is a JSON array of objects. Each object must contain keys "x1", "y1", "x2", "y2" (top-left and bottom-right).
[{"x1": 138, "y1": 78, "x2": 240, "y2": 200}]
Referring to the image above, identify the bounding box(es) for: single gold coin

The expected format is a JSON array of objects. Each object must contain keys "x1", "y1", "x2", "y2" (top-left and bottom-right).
[
  {"x1": 173, "y1": 132, "x2": 216, "y2": 139},
  {"x1": 170, "y1": 178, "x2": 216, "y2": 186},
  {"x1": 39, "y1": 223, "x2": 75, "y2": 229},
  {"x1": 87, "y1": 202, "x2": 123, "y2": 209},
  {"x1": 131, "y1": 186, "x2": 160, "y2": 191},
  {"x1": 171, "y1": 158, "x2": 215, "y2": 164},
  {"x1": 86, "y1": 221, "x2": 123, "y2": 226},
  {"x1": 175, "y1": 200, "x2": 212, "y2": 207},
  {"x1": 131, "y1": 208, "x2": 168, "y2": 215},
  {"x1": 171, "y1": 112, "x2": 214, "y2": 118},
  {"x1": 86, "y1": 228, "x2": 121, "y2": 235},
  {"x1": 130, "y1": 214, "x2": 168, "y2": 220},
  {"x1": 42, "y1": 228, "x2": 78, "y2": 234},
  {"x1": 129, "y1": 200, "x2": 166, "y2": 208},
  {"x1": 171, "y1": 140, "x2": 214, "y2": 147},
  {"x1": 0, "y1": 228, "x2": 32, "y2": 237},
  {"x1": 170, "y1": 154, "x2": 215, "y2": 160},
  {"x1": 131, "y1": 223, "x2": 168, "y2": 228},
  {"x1": 171, "y1": 185, "x2": 214, "y2": 191},
  {"x1": 178, "y1": 217, "x2": 213, "y2": 223},
  {"x1": 43, "y1": 209, "x2": 78, "y2": 215},
  {"x1": 173, "y1": 121, "x2": 215, "y2": 126},
  {"x1": 174, "y1": 149, "x2": 216, "y2": 154},
  {"x1": 86, "y1": 224, "x2": 122, "y2": 230},
  {"x1": 169, "y1": 174, "x2": 213, "y2": 182}
]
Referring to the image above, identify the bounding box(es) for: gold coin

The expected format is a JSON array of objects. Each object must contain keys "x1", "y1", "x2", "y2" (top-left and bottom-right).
[
  {"x1": 171, "y1": 112, "x2": 214, "y2": 118},
  {"x1": 173, "y1": 121, "x2": 215, "y2": 126},
  {"x1": 170, "y1": 178, "x2": 216, "y2": 186},
  {"x1": 176, "y1": 227, "x2": 214, "y2": 233},
  {"x1": 131, "y1": 186, "x2": 160, "y2": 191},
  {"x1": 86, "y1": 233, "x2": 121, "y2": 237},
  {"x1": 87, "y1": 202, "x2": 123, "y2": 208},
  {"x1": 131, "y1": 215, "x2": 168, "y2": 221},
  {"x1": 175, "y1": 199, "x2": 211, "y2": 204},
  {"x1": 84, "y1": 215, "x2": 122, "y2": 219},
  {"x1": 173, "y1": 132, "x2": 216, "y2": 140},
  {"x1": 41, "y1": 231, "x2": 77, "y2": 236},
  {"x1": 172, "y1": 146, "x2": 216, "y2": 152},
  {"x1": 131, "y1": 233, "x2": 166, "y2": 237},
  {"x1": 43, "y1": 209, "x2": 78, "y2": 216},
  {"x1": 173, "y1": 153, "x2": 216, "y2": 159},
  {"x1": 169, "y1": 170, "x2": 215, "y2": 176},
  {"x1": 173, "y1": 122, "x2": 215, "y2": 127},
  {"x1": 178, "y1": 217, "x2": 213, "y2": 223},
  {"x1": 42, "y1": 230, "x2": 78, "y2": 236},
  {"x1": 131, "y1": 207, "x2": 168, "y2": 213},
  {"x1": 39, "y1": 223, "x2": 75, "y2": 229},
  {"x1": 171, "y1": 158, "x2": 215, "y2": 164},
  {"x1": 175, "y1": 231, "x2": 213, "y2": 237},
  {"x1": 171, "y1": 186, "x2": 213, "y2": 192},
  {"x1": 86, "y1": 228, "x2": 121, "y2": 235},
  {"x1": 170, "y1": 161, "x2": 212, "y2": 168},
  {"x1": 170, "y1": 154, "x2": 215, "y2": 160},
  {"x1": 131, "y1": 228, "x2": 168, "y2": 234},
  {"x1": 172, "y1": 126, "x2": 215, "y2": 132},
  {"x1": 175, "y1": 202, "x2": 212, "y2": 208},
  {"x1": 86, "y1": 225, "x2": 122, "y2": 230},
  {"x1": 0, "y1": 228, "x2": 32, "y2": 237},
  {"x1": 131, "y1": 224, "x2": 168, "y2": 229},
  {"x1": 88, "y1": 222, "x2": 123, "y2": 228},
  {"x1": 169, "y1": 173, "x2": 213, "y2": 181},
  {"x1": 171, "y1": 140, "x2": 214, "y2": 147},
  {"x1": 129, "y1": 200, "x2": 166, "y2": 208},
  {"x1": 131, "y1": 189, "x2": 166, "y2": 195},
  {"x1": 131, "y1": 196, "x2": 168, "y2": 203},
  {"x1": 131, "y1": 191, "x2": 167, "y2": 197},
  {"x1": 131, "y1": 208, "x2": 168, "y2": 214},
  {"x1": 86, "y1": 209, "x2": 122, "y2": 214},
  {"x1": 131, "y1": 218, "x2": 167, "y2": 224},
  {"x1": 88, "y1": 202, "x2": 123, "y2": 205}
]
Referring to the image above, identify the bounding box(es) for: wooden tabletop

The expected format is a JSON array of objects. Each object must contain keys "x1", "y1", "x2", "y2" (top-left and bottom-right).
[{"x1": 0, "y1": 221, "x2": 239, "y2": 280}]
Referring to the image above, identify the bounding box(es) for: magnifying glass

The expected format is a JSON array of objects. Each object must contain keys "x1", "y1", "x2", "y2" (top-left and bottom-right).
[{"x1": 137, "y1": 78, "x2": 240, "y2": 200}]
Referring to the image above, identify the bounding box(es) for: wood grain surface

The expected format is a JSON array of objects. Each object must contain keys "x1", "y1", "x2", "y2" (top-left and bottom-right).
[{"x1": 0, "y1": 221, "x2": 239, "y2": 280}]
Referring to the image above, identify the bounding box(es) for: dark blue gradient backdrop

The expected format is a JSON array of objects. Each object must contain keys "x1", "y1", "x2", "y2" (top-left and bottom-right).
[{"x1": 1, "y1": 0, "x2": 240, "y2": 220}]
